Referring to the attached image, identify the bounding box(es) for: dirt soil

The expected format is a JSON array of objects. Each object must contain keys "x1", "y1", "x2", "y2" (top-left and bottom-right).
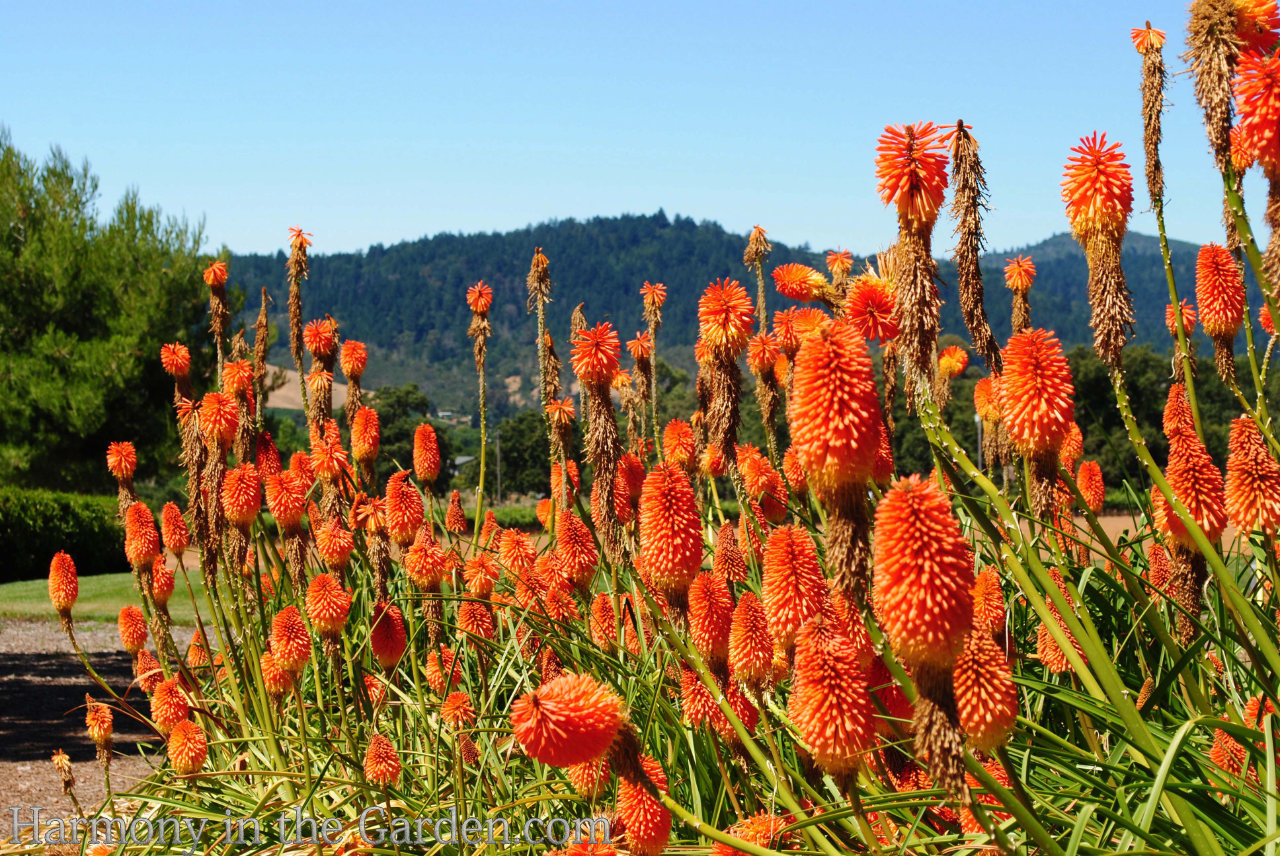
[{"x1": 0, "y1": 619, "x2": 157, "y2": 830}]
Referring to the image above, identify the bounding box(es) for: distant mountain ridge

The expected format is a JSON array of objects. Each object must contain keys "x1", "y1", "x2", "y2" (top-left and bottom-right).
[{"x1": 228, "y1": 211, "x2": 1253, "y2": 412}]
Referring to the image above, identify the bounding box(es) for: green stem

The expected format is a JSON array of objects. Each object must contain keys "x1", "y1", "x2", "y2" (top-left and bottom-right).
[{"x1": 1154, "y1": 193, "x2": 1204, "y2": 437}]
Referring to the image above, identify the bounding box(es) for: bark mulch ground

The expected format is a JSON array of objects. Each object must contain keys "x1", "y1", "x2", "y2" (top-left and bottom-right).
[{"x1": 0, "y1": 619, "x2": 158, "y2": 838}]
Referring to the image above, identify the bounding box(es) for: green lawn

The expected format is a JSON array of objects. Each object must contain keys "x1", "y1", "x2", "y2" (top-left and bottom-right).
[{"x1": 0, "y1": 571, "x2": 204, "y2": 625}]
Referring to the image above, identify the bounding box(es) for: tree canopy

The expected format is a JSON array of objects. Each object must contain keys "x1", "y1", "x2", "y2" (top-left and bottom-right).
[{"x1": 0, "y1": 128, "x2": 214, "y2": 491}]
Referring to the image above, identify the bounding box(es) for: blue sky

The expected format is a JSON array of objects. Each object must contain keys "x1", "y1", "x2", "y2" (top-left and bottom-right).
[{"x1": 3, "y1": 1, "x2": 1261, "y2": 256}]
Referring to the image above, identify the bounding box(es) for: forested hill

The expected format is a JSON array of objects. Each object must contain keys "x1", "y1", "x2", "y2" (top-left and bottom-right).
[{"x1": 229, "y1": 211, "x2": 1235, "y2": 412}]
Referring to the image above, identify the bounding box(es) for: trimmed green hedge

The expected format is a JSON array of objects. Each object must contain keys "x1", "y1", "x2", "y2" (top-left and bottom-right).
[
  {"x1": 0, "y1": 488, "x2": 125, "y2": 583},
  {"x1": 466, "y1": 504, "x2": 540, "y2": 529}
]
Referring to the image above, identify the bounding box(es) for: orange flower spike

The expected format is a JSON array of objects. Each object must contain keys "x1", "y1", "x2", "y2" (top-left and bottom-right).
[
  {"x1": 444, "y1": 489, "x2": 468, "y2": 533},
  {"x1": 771, "y1": 263, "x2": 828, "y2": 302},
  {"x1": 787, "y1": 615, "x2": 877, "y2": 775},
  {"x1": 151, "y1": 559, "x2": 174, "y2": 607},
  {"x1": 159, "y1": 343, "x2": 191, "y2": 378},
  {"x1": 457, "y1": 600, "x2": 496, "y2": 641},
  {"x1": 259, "y1": 650, "x2": 294, "y2": 698},
  {"x1": 953, "y1": 629, "x2": 1018, "y2": 752},
  {"x1": 1163, "y1": 383, "x2": 1196, "y2": 442},
  {"x1": 498, "y1": 527, "x2": 537, "y2": 580},
  {"x1": 570, "y1": 322, "x2": 622, "y2": 387},
  {"x1": 938, "y1": 345, "x2": 969, "y2": 380},
  {"x1": 135, "y1": 650, "x2": 164, "y2": 693},
  {"x1": 787, "y1": 319, "x2": 883, "y2": 497},
  {"x1": 875, "y1": 122, "x2": 950, "y2": 227},
  {"x1": 384, "y1": 470, "x2": 424, "y2": 546},
  {"x1": 1130, "y1": 22, "x2": 1167, "y2": 54},
  {"x1": 1061, "y1": 132, "x2": 1134, "y2": 241},
  {"x1": 85, "y1": 698, "x2": 112, "y2": 746},
  {"x1": 441, "y1": 691, "x2": 478, "y2": 729},
  {"x1": 973, "y1": 376, "x2": 999, "y2": 422},
  {"x1": 662, "y1": 419, "x2": 696, "y2": 471},
  {"x1": 746, "y1": 332, "x2": 780, "y2": 376},
  {"x1": 203, "y1": 259, "x2": 229, "y2": 287},
  {"x1": 220, "y1": 463, "x2": 262, "y2": 530},
  {"x1": 679, "y1": 665, "x2": 724, "y2": 731},
  {"x1": 370, "y1": 601, "x2": 407, "y2": 669},
  {"x1": 616, "y1": 755, "x2": 672, "y2": 856},
  {"x1": 546, "y1": 397, "x2": 576, "y2": 430},
  {"x1": 555, "y1": 509, "x2": 599, "y2": 585},
  {"x1": 118, "y1": 605, "x2": 148, "y2": 654},
  {"x1": 362, "y1": 674, "x2": 388, "y2": 708},
  {"x1": 998, "y1": 329, "x2": 1076, "y2": 458},
  {"x1": 565, "y1": 758, "x2": 612, "y2": 802},
  {"x1": 626, "y1": 330, "x2": 654, "y2": 361},
  {"x1": 351, "y1": 407, "x2": 380, "y2": 464},
  {"x1": 411, "y1": 423, "x2": 442, "y2": 485},
  {"x1": 186, "y1": 631, "x2": 210, "y2": 669},
  {"x1": 729, "y1": 591, "x2": 774, "y2": 686},
  {"x1": 340, "y1": 340, "x2": 368, "y2": 380},
  {"x1": 782, "y1": 446, "x2": 808, "y2": 496},
  {"x1": 123, "y1": 502, "x2": 161, "y2": 569},
  {"x1": 698, "y1": 278, "x2": 755, "y2": 356},
  {"x1": 167, "y1": 720, "x2": 208, "y2": 775},
  {"x1": 425, "y1": 645, "x2": 461, "y2": 695},
  {"x1": 712, "y1": 521, "x2": 748, "y2": 582},
  {"x1": 256, "y1": 432, "x2": 282, "y2": 478},
  {"x1": 1003, "y1": 255, "x2": 1036, "y2": 294},
  {"x1": 509, "y1": 672, "x2": 626, "y2": 767},
  {"x1": 1077, "y1": 460, "x2": 1106, "y2": 513},
  {"x1": 712, "y1": 812, "x2": 792, "y2": 856},
  {"x1": 305, "y1": 369, "x2": 333, "y2": 398},
  {"x1": 463, "y1": 553, "x2": 500, "y2": 597},
  {"x1": 1195, "y1": 243, "x2": 1246, "y2": 339},
  {"x1": 1058, "y1": 421, "x2": 1084, "y2": 471},
  {"x1": 827, "y1": 249, "x2": 855, "y2": 276},
  {"x1": 305, "y1": 573, "x2": 352, "y2": 639},
  {"x1": 302, "y1": 319, "x2": 337, "y2": 358},
  {"x1": 106, "y1": 441, "x2": 137, "y2": 482},
  {"x1": 640, "y1": 280, "x2": 667, "y2": 309},
  {"x1": 466, "y1": 280, "x2": 494, "y2": 314},
  {"x1": 688, "y1": 571, "x2": 734, "y2": 665},
  {"x1": 315, "y1": 517, "x2": 356, "y2": 572},
  {"x1": 48, "y1": 552, "x2": 78, "y2": 619},
  {"x1": 773, "y1": 307, "x2": 801, "y2": 357},
  {"x1": 198, "y1": 392, "x2": 239, "y2": 451},
  {"x1": 872, "y1": 475, "x2": 974, "y2": 667},
  {"x1": 1235, "y1": 50, "x2": 1280, "y2": 171},
  {"x1": 844, "y1": 274, "x2": 899, "y2": 343},
  {"x1": 264, "y1": 470, "x2": 307, "y2": 534},
  {"x1": 1226, "y1": 416, "x2": 1280, "y2": 534},
  {"x1": 1165, "y1": 434, "x2": 1228, "y2": 546},
  {"x1": 363, "y1": 734, "x2": 402, "y2": 787},
  {"x1": 404, "y1": 528, "x2": 449, "y2": 588},
  {"x1": 587, "y1": 592, "x2": 618, "y2": 650},
  {"x1": 150, "y1": 678, "x2": 190, "y2": 732},
  {"x1": 535, "y1": 498, "x2": 553, "y2": 529},
  {"x1": 638, "y1": 464, "x2": 703, "y2": 592},
  {"x1": 970, "y1": 566, "x2": 1006, "y2": 632},
  {"x1": 761, "y1": 525, "x2": 827, "y2": 651},
  {"x1": 271, "y1": 606, "x2": 312, "y2": 672},
  {"x1": 619, "y1": 452, "x2": 646, "y2": 500}
]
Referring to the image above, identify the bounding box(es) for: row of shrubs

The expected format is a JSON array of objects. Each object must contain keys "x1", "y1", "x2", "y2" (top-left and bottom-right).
[
  {"x1": 0, "y1": 487, "x2": 126, "y2": 583},
  {"x1": 0, "y1": 486, "x2": 545, "y2": 584}
]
